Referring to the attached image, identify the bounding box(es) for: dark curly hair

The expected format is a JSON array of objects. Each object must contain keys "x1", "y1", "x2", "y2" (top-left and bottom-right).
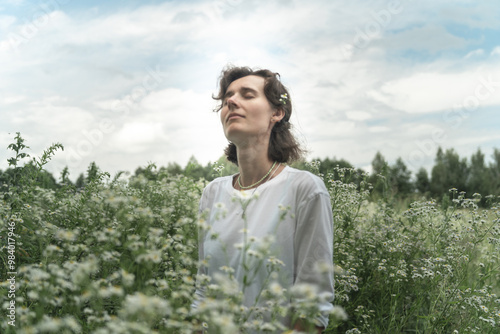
[{"x1": 213, "y1": 65, "x2": 305, "y2": 165}]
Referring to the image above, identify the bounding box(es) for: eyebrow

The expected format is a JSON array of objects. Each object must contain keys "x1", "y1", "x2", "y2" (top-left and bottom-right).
[{"x1": 223, "y1": 86, "x2": 259, "y2": 100}]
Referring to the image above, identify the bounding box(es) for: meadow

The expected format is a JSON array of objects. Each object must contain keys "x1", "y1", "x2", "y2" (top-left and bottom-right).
[{"x1": 1, "y1": 134, "x2": 499, "y2": 333}]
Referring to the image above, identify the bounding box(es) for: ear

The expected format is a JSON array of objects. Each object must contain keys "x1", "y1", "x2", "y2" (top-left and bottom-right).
[{"x1": 273, "y1": 107, "x2": 285, "y2": 122}]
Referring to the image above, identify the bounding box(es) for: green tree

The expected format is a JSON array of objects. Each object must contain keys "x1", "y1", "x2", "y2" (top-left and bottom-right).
[
  {"x1": 369, "y1": 151, "x2": 389, "y2": 197},
  {"x1": 165, "y1": 162, "x2": 183, "y2": 176},
  {"x1": 75, "y1": 173, "x2": 85, "y2": 189},
  {"x1": 36, "y1": 168, "x2": 59, "y2": 190},
  {"x1": 184, "y1": 156, "x2": 206, "y2": 180},
  {"x1": 389, "y1": 157, "x2": 413, "y2": 196},
  {"x1": 467, "y1": 148, "x2": 491, "y2": 204},
  {"x1": 489, "y1": 148, "x2": 500, "y2": 197},
  {"x1": 317, "y1": 157, "x2": 354, "y2": 175},
  {"x1": 60, "y1": 166, "x2": 73, "y2": 186},
  {"x1": 430, "y1": 147, "x2": 468, "y2": 198},
  {"x1": 135, "y1": 163, "x2": 159, "y2": 181},
  {"x1": 86, "y1": 161, "x2": 100, "y2": 184},
  {"x1": 415, "y1": 167, "x2": 430, "y2": 195}
]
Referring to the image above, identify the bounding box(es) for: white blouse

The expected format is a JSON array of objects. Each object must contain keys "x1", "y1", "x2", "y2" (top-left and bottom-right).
[{"x1": 192, "y1": 166, "x2": 334, "y2": 329}]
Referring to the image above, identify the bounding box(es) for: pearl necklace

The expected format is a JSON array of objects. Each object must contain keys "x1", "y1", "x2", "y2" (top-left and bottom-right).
[{"x1": 237, "y1": 161, "x2": 277, "y2": 190}]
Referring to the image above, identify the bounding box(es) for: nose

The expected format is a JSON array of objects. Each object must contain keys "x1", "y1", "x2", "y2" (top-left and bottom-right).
[{"x1": 226, "y1": 95, "x2": 238, "y2": 109}]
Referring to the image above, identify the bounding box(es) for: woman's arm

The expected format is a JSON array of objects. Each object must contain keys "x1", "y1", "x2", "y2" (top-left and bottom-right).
[{"x1": 293, "y1": 189, "x2": 335, "y2": 329}]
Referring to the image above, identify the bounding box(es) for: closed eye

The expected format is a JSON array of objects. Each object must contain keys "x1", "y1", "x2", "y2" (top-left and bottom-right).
[{"x1": 222, "y1": 86, "x2": 258, "y2": 105}]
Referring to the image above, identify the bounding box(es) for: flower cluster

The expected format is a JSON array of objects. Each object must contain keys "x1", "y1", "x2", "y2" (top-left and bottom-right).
[
  {"x1": 279, "y1": 93, "x2": 288, "y2": 105},
  {"x1": 311, "y1": 166, "x2": 499, "y2": 333},
  {"x1": 0, "y1": 172, "x2": 203, "y2": 334}
]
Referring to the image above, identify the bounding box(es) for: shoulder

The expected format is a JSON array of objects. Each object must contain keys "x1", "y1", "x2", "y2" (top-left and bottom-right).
[
  {"x1": 199, "y1": 175, "x2": 233, "y2": 210},
  {"x1": 201, "y1": 175, "x2": 232, "y2": 197},
  {"x1": 283, "y1": 167, "x2": 329, "y2": 196},
  {"x1": 282, "y1": 167, "x2": 331, "y2": 216}
]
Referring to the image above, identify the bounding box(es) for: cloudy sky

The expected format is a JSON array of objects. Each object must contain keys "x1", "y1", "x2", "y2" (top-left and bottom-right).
[{"x1": 1, "y1": 0, "x2": 499, "y2": 181}]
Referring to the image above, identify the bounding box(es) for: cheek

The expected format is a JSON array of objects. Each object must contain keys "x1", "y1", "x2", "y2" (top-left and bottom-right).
[{"x1": 220, "y1": 110, "x2": 226, "y2": 124}]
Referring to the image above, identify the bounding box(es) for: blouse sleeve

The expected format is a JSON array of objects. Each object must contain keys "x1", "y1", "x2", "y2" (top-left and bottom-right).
[{"x1": 293, "y1": 190, "x2": 334, "y2": 328}]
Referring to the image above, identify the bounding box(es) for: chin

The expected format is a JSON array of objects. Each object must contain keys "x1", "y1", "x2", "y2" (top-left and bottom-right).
[
  {"x1": 224, "y1": 126, "x2": 245, "y2": 140},
  {"x1": 224, "y1": 131, "x2": 250, "y2": 146}
]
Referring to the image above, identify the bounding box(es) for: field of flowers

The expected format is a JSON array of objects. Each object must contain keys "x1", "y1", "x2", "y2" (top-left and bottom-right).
[{"x1": 1, "y1": 136, "x2": 499, "y2": 333}]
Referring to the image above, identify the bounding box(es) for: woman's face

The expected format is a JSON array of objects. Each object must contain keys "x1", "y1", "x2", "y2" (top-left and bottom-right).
[{"x1": 220, "y1": 75, "x2": 283, "y2": 145}]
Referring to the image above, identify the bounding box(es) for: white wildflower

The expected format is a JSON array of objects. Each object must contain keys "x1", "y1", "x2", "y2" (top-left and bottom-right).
[
  {"x1": 121, "y1": 292, "x2": 170, "y2": 318},
  {"x1": 330, "y1": 305, "x2": 348, "y2": 321},
  {"x1": 136, "y1": 249, "x2": 162, "y2": 264},
  {"x1": 291, "y1": 283, "x2": 318, "y2": 300},
  {"x1": 269, "y1": 282, "x2": 285, "y2": 297}
]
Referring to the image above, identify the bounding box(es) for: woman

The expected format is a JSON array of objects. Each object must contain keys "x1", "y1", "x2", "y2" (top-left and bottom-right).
[{"x1": 192, "y1": 66, "x2": 334, "y2": 333}]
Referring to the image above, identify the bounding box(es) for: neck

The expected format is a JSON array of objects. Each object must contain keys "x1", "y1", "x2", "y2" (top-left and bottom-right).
[{"x1": 235, "y1": 141, "x2": 274, "y2": 189}]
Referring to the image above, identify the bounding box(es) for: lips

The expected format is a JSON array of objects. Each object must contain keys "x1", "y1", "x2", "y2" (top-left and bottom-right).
[{"x1": 227, "y1": 113, "x2": 244, "y2": 122}]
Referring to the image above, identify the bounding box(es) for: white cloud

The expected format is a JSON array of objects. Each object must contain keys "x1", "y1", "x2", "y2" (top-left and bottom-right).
[
  {"x1": 380, "y1": 25, "x2": 467, "y2": 52},
  {"x1": 345, "y1": 111, "x2": 372, "y2": 121},
  {"x1": 1, "y1": 0, "x2": 499, "y2": 178},
  {"x1": 368, "y1": 126, "x2": 390, "y2": 133},
  {"x1": 1, "y1": 94, "x2": 25, "y2": 104},
  {"x1": 465, "y1": 49, "x2": 484, "y2": 59},
  {"x1": 367, "y1": 63, "x2": 500, "y2": 113},
  {"x1": 0, "y1": 14, "x2": 16, "y2": 29},
  {"x1": 114, "y1": 122, "x2": 164, "y2": 148}
]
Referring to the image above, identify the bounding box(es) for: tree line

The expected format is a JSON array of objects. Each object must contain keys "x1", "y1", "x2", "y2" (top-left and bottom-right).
[
  {"x1": 366, "y1": 147, "x2": 500, "y2": 206},
  {"x1": 1, "y1": 143, "x2": 499, "y2": 206}
]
